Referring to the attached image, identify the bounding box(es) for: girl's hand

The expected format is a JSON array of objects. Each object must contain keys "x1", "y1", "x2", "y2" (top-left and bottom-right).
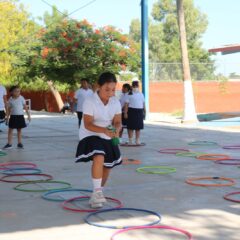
[
  {"x1": 104, "y1": 128, "x2": 115, "y2": 138},
  {"x1": 28, "y1": 115, "x2": 31, "y2": 122},
  {"x1": 124, "y1": 113, "x2": 128, "y2": 119}
]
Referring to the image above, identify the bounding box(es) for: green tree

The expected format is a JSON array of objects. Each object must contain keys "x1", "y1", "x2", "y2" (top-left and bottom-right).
[
  {"x1": 26, "y1": 10, "x2": 140, "y2": 110},
  {"x1": 129, "y1": 0, "x2": 215, "y2": 81},
  {"x1": 0, "y1": 0, "x2": 38, "y2": 85}
]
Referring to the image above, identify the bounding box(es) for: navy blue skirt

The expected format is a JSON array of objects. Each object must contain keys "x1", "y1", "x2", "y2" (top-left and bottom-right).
[
  {"x1": 127, "y1": 108, "x2": 144, "y2": 130},
  {"x1": 9, "y1": 115, "x2": 26, "y2": 129},
  {"x1": 76, "y1": 136, "x2": 122, "y2": 168}
]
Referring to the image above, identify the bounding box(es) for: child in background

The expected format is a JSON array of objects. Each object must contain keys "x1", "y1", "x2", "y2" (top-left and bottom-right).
[
  {"x1": 119, "y1": 83, "x2": 131, "y2": 143},
  {"x1": 75, "y1": 72, "x2": 122, "y2": 209},
  {"x1": 3, "y1": 86, "x2": 31, "y2": 149},
  {"x1": 124, "y1": 81, "x2": 146, "y2": 145}
]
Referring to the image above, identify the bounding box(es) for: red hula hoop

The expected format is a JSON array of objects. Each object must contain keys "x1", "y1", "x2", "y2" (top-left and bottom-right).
[
  {"x1": 197, "y1": 154, "x2": 230, "y2": 161},
  {"x1": 0, "y1": 162, "x2": 37, "y2": 170},
  {"x1": 62, "y1": 196, "x2": 123, "y2": 213},
  {"x1": 0, "y1": 173, "x2": 53, "y2": 183},
  {"x1": 111, "y1": 225, "x2": 193, "y2": 240},
  {"x1": 224, "y1": 192, "x2": 240, "y2": 203}
]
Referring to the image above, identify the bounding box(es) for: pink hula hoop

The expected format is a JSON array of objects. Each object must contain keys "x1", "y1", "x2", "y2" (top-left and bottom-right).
[
  {"x1": 0, "y1": 162, "x2": 37, "y2": 170},
  {"x1": 111, "y1": 225, "x2": 193, "y2": 240}
]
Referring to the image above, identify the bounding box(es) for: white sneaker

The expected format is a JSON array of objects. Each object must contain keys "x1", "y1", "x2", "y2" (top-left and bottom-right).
[
  {"x1": 89, "y1": 190, "x2": 107, "y2": 208},
  {"x1": 136, "y1": 139, "x2": 141, "y2": 145}
]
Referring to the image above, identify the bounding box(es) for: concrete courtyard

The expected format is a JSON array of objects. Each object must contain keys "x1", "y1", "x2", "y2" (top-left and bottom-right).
[{"x1": 0, "y1": 112, "x2": 240, "y2": 240}]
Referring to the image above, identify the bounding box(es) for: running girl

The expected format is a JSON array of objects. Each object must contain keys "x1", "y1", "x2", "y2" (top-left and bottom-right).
[
  {"x1": 3, "y1": 86, "x2": 31, "y2": 149},
  {"x1": 75, "y1": 72, "x2": 122, "y2": 208},
  {"x1": 124, "y1": 81, "x2": 146, "y2": 145}
]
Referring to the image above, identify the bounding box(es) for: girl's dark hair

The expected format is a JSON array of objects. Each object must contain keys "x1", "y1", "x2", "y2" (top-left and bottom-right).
[
  {"x1": 9, "y1": 85, "x2": 19, "y2": 95},
  {"x1": 81, "y1": 78, "x2": 89, "y2": 83},
  {"x1": 98, "y1": 72, "x2": 117, "y2": 86},
  {"x1": 123, "y1": 83, "x2": 131, "y2": 92},
  {"x1": 132, "y1": 81, "x2": 139, "y2": 88}
]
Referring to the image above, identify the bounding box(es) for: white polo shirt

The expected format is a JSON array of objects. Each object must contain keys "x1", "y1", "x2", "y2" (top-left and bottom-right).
[
  {"x1": 119, "y1": 93, "x2": 129, "y2": 109},
  {"x1": 74, "y1": 88, "x2": 93, "y2": 112},
  {"x1": 0, "y1": 85, "x2": 7, "y2": 111},
  {"x1": 126, "y1": 92, "x2": 145, "y2": 109},
  {"x1": 8, "y1": 96, "x2": 26, "y2": 115},
  {"x1": 79, "y1": 92, "x2": 121, "y2": 140}
]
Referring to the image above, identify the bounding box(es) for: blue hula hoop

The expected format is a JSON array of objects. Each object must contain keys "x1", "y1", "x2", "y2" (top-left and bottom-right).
[
  {"x1": 42, "y1": 188, "x2": 92, "y2": 202},
  {"x1": 84, "y1": 207, "x2": 162, "y2": 229},
  {"x1": 2, "y1": 168, "x2": 42, "y2": 175}
]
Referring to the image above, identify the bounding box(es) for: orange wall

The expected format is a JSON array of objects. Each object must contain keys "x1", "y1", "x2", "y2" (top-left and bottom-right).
[{"x1": 21, "y1": 81, "x2": 240, "y2": 114}]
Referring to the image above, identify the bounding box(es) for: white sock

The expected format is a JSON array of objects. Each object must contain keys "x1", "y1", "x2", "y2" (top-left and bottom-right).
[
  {"x1": 92, "y1": 178, "x2": 102, "y2": 192},
  {"x1": 129, "y1": 138, "x2": 133, "y2": 144}
]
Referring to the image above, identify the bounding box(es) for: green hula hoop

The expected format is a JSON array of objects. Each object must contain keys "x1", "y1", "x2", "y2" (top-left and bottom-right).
[
  {"x1": 176, "y1": 152, "x2": 207, "y2": 157},
  {"x1": 0, "y1": 151, "x2": 7, "y2": 157},
  {"x1": 14, "y1": 180, "x2": 71, "y2": 192},
  {"x1": 188, "y1": 141, "x2": 218, "y2": 146},
  {"x1": 136, "y1": 166, "x2": 176, "y2": 175}
]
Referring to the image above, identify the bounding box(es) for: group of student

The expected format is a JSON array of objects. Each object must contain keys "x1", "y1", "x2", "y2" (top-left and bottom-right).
[
  {"x1": 0, "y1": 72, "x2": 145, "y2": 209},
  {"x1": 0, "y1": 85, "x2": 30, "y2": 149},
  {"x1": 74, "y1": 72, "x2": 145, "y2": 208}
]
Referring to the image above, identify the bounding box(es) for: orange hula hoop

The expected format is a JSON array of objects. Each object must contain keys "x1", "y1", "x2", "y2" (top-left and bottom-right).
[
  {"x1": 185, "y1": 177, "x2": 235, "y2": 187},
  {"x1": 196, "y1": 154, "x2": 230, "y2": 161}
]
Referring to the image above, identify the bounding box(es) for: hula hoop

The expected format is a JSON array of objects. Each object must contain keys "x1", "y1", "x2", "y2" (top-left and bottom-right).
[
  {"x1": 188, "y1": 141, "x2": 218, "y2": 146},
  {"x1": 122, "y1": 158, "x2": 141, "y2": 165},
  {"x1": 158, "y1": 148, "x2": 189, "y2": 154},
  {"x1": 120, "y1": 143, "x2": 146, "y2": 147},
  {"x1": 84, "y1": 207, "x2": 162, "y2": 229},
  {"x1": 185, "y1": 177, "x2": 235, "y2": 187},
  {"x1": 136, "y1": 166, "x2": 176, "y2": 174},
  {"x1": 197, "y1": 154, "x2": 230, "y2": 161},
  {"x1": 222, "y1": 145, "x2": 240, "y2": 150},
  {"x1": 214, "y1": 159, "x2": 240, "y2": 165},
  {"x1": 14, "y1": 180, "x2": 71, "y2": 192},
  {"x1": 2, "y1": 168, "x2": 42, "y2": 175},
  {"x1": 176, "y1": 152, "x2": 206, "y2": 157},
  {"x1": 42, "y1": 188, "x2": 92, "y2": 202},
  {"x1": 0, "y1": 151, "x2": 7, "y2": 157},
  {"x1": 0, "y1": 173, "x2": 53, "y2": 183},
  {"x1": 0, "y1": 162, "x2": 37, "y2": 170},
  {"x1": 62, "y1": 196, "x2": 123, "y2": 213},
  {"x1": 224, "y1": 192, "x2": 240, "y2": 203},
  {"x1": 111, "y1": 225, "x2": 193, "y2": 240}
]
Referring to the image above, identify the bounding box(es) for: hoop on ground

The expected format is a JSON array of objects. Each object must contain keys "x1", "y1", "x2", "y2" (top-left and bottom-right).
[
  {"x1": 224, "y1": 192, "x2": 240, "y2": 203},
  {"x1": 120, "y1": 143, "x2": 146, "y2": 147},
  {"x1": 62, "y1": 196, "x2": 123, "y2": 213},
  {"x1": 176, "y1": 152, "x2": 206, "y2": 157},
  {"x1": 185, "y1": 177, "x2": 235, "y2": 187},
  {"x1": 42, "y1": 189, "x2": 92, "y2": 202},
  {"x1": 0, "y1": 162, "x2": 37, "y2": 170},
  {"x1": 222, "y1": 145, "x2": 240, "y2": 150},
  {"x1": 214, "y1": 159, "x2": 240, "y2": 165},
  {"x1": 0, "y1": 151, "x2": 7, "y2": 157},
  {"x1": 158, "y1": 148, "x2": 189, "y2": 154},
  {"x1": 197, "y1": 154, "x2": 230, "y2": 161},
  {"x1": 84, "y1": 207, "x2": 162, "y2": 229},
  {"x1": 122, "y1": 158, "x2": 141, "y2": 165},
  {"x1": 136, "y1": 166, "x2": 176, "y2": 175},
  {"x1": 111, "y1": 225, "x2": 193, "y2": 240},
  {"x1": 14, "y1": 180, "x2": 71, "y2": 192},
  {"x1": 0, "y1": 173, "x2": 53, "y2": 183},
  {"x1": 2, "y1": 168, "x2": 42, "y2": 175},
  {"x1": 188, "y1": 141, "x2": 218, "y2": 146}
]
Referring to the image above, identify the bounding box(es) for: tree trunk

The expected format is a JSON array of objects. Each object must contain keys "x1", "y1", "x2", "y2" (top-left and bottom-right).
[
  {"x1": 176, "y1": 0, "x2": 198, "y2": 123},
  {"x1": 47, "y1": 81, "x2": 64, "y2": 112}
]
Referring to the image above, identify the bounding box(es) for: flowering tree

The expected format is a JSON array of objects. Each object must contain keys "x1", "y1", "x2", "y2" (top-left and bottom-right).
[{"x1": 27, "y1": 19, "x2": 140, "y2": 109}]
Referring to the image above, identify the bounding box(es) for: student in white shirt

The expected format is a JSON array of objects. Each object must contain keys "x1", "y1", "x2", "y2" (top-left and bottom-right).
[
  {"x1": 74, "y1": 78, "x2": 93, "y2": 127},
  {"x1": 75, "y1": 72, "x2": 122, "y2": 209},
  {"x1": 3, "y1": 86, "x2": 31, "y2": 149},
  {"x1": 0, "y1": 84, "x2": 7, "y2": 125},
  {"x1": 119, "y1": 83, "x2": 131, "y2": 142},
  {"x1": 124, "y1": 81, "x2": 146, "y2": 145}
]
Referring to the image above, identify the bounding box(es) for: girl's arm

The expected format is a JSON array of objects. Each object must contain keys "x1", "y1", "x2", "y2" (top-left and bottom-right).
[
  {"x1": 6, "y1": 105, "x2": 11, "y2": 124},
  {"x1": 112, "y1": 113, "x2": 122, "y2": 137},
  {"x1": 24, "y1": 104, "x2": 31, "y2": 121},
  {"x1": 124, "y1": 103, "x2": 129, "y2": 119},
  {"x1": 84, "y1": 114, "x2": 115, "y2": 138}
]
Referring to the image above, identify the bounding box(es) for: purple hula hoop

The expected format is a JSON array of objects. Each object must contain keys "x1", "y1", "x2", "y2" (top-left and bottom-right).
[
  {"x1": 222, "y1": 145, "x2": 240, "y2": 150},
  {"x1": 111, "y1": 225, "x2": 193, "y2": 240},
  {"x1": 214, "y1": 159, "x2": 240, "y2": 165}
]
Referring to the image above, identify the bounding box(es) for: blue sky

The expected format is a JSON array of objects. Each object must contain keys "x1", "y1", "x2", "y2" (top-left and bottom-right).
[{"x1": 20, "y1": 0, "x2": 240, "y2": 75}]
